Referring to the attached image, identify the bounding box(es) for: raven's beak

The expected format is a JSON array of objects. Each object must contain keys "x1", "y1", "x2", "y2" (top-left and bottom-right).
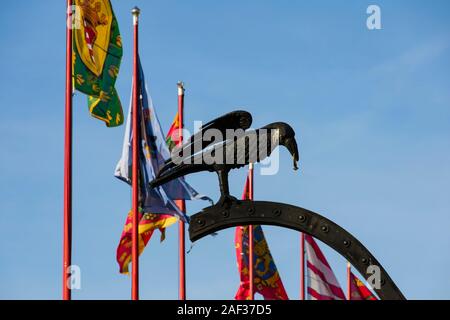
[{"x1": 285, "y1": 138, "x2": 299, "y2": 170}]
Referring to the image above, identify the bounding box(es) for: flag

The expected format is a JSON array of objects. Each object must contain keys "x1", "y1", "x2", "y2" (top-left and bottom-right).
[
  {"x1": 349, "y1": 271, "x2": 378, "y2": 300},
  {"x1": 116, "y1": 209, "x2": 177, "y2": 274},
  {"x1": 165, "y1": 112, "x2": 181, "y2": 152},
  {"x1": 305, "y1": 234, "x2": 346, "y2": 300},
  {"x1": 114, "y1": 57, "x2": 212, "y2": 222},
  {"x1": 235, "y1": 174, "x2": 289, "y2": 300},
  {"x1": 115, "y1": 58, "x2": 212, "y2": 273},
  {"x1": 72, "y1": 0, "x2": 123, "y2": 127}
]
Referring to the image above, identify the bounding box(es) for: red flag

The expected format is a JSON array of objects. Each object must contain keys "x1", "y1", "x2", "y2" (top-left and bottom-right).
[
  {"x1": 349, "y1": 271, "x2": 378, "y2": 300},
  {"x1": 234, "y1": 174, "x2": 289, "y2": 300},
  {"x1": 305, "y1": 235, "x2": 346, "y2": 300}
]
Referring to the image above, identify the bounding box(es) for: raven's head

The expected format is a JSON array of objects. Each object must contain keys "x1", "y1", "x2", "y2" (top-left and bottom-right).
[{"x1": 263, "y1": 122, "x2": 299, "y2": 170}]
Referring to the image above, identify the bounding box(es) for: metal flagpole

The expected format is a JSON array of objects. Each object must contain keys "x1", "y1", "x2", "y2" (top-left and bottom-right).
[
  {"x1": 347, "y1": 262, "x2": 351, "y2": 300},
  {"x1": 300, "y1": 232, "x2": 305, "y2": 300},
  {"x1": 63, "y1": 0, "x2": 73, "y2": 301},
  {"x1": 131, "y1": 6, "x2": 140, "y2": 301},
  {"x1": 248, "y1": 163, "x2": 254, "y2": 300},
  {"x1": 176, "y1": 81, "x2": 187, "y2": 300}
]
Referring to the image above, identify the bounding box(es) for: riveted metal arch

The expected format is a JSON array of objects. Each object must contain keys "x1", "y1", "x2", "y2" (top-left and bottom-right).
[{"x1": 189, "y1": 200, "x2": 406, "y2": 300}]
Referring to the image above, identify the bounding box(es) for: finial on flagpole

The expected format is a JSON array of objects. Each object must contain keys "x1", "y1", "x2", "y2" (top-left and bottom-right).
[
  {"x1": 132, "y1": 6, "x2": 140, "y2": 24},
  {"x1": 177, "y1": 81, "x2": 185, "y2": 95},
  {"x1": 131, "y1": 6, "x2": 140, "y2": 16}
]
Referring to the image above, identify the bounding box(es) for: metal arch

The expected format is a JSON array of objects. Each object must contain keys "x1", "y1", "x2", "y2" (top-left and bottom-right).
[{"x1": 189, "y1": 200, "x2": 406, "y2": 300}]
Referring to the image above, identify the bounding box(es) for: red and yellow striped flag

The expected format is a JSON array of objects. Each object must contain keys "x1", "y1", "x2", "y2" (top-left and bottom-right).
[{"x1": 116, "y1": 210, "x2": 177, "y2": 274}]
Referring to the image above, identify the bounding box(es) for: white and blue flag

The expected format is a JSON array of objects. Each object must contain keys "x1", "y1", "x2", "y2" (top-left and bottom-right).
[{"x1": 115, "y1": 58, "x2": 212, "y2": 222}]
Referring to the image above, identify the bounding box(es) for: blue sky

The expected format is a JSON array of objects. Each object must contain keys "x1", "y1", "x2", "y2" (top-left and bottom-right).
[{"x1": 1, "y1": 0, "x2": 449, "y2": 299}]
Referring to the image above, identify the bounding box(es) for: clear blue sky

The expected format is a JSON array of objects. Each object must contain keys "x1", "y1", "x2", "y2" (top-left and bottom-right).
[{"x1": 1, "y1": 0, "x2": 449, "y2": 299}]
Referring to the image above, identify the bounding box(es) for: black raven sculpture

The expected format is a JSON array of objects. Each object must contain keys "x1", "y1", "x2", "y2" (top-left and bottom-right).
[{"x1": 151, "y1": 119, "x2": 299, "y2": 206}]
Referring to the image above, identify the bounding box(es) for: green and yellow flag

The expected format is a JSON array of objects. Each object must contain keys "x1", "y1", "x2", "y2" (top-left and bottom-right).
[{"x1": 72, "y1": 0, "x2": 123, "y2": 127}]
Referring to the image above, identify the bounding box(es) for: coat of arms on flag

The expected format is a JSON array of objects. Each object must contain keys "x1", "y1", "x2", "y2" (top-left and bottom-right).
[{"x1": 235, "y1": 174, "x2": 288, "y2": 300}]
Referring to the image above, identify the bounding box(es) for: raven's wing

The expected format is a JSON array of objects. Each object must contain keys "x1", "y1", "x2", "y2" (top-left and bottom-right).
[
  {"x1": 151, "y1": 137, "x2": 233, "y2": 188},
  {"x1": 158, "y1": 110, "x2": 252, "y2": 177},
  {"x1": 150, "y1": 162, "x2": 211, "y2": 188},
  {"x1": 183, "y1": 110, "x2": 252, "y2": 154},
  {"x1": 226, "y1": 129, "x2": 261, "y2": 168},
  {"x1": 223, "y1": 128, "x2": 278, "y2": 168},
  {"x1": 151, "y1": 128, "x2": 263, "y2": 188}
]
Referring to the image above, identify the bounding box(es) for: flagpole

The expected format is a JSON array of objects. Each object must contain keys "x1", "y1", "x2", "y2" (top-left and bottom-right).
[
  {"x1": 300, "y1": 232, "x2": 305, "y2": 300},
  {"x1": 347, "y1": 262, "x2": 351, "y2": 300},
  {"x1": 176, "y1": 81, "x2": 187, "y2": 300},
  {"x1": 63, "y1": 0, "x2": 73, "y2": 301},
  {"x1": 248, "y1": 163, "x2": 254, "y2": 300},
  {"x1": 131, "y1": 6, "x2": 140, "y2": 301}
]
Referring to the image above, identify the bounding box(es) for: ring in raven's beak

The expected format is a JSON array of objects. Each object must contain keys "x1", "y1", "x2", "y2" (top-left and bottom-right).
[{"x1": 285, "y1": 138, "x2": 299, "y2": 170}]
